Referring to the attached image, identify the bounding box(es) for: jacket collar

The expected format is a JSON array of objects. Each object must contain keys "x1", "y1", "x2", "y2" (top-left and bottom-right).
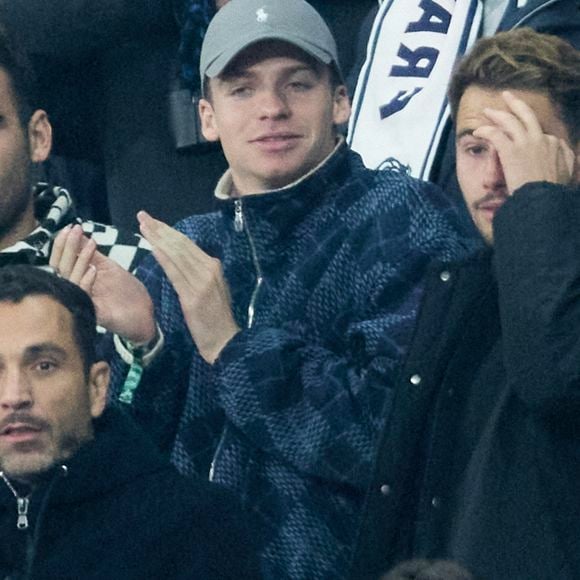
[
  {"x1": 0, "y1": 408, "x2": 169, "y2": 508},
  {"x1": 214, "y1": 137, "x2": 345, "y2": 201},
  {"x1": 49, "y1": 408, "x2": 168, "y2": 506},
  {"x1": 499, "y1": 0, "x2": 563, "y2": 29},
  {"x1": 215, "y1": 140, "x2": 361, "y2": 243}
]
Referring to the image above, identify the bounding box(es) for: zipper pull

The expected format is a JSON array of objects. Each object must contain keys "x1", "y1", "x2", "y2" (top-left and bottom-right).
[
  {"x1": 234, "y1": 199, "x2": 244, "y2": 232},
  {"x1": 17, "y1": 497, "x2": 29, "y2": 530}
]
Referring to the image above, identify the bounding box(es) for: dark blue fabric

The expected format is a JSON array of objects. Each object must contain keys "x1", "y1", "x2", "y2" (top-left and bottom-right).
[
  {"x1": 178, "y1": 0, "x2": 215, "y2": 91},
  {"x1": 112, "y1": 145, "x2": 477, "y2": 579}
]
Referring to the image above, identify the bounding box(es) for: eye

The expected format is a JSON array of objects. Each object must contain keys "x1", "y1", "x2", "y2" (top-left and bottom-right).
[
  {"x1": 287, "y1": 81, "x2": 312, "y2": 91},
  {"x1": 229, "y1": 85, "x2": 253, "y2": 98},
  {"x1": 467, "y1": 144, "x2": 487, "y2": 156},
  {"x1": 33, "y1": 360, "x2": 58, "y2": 374},
  {"x1": 459, "y1": 139, "x2": 489, "y2": 157}
]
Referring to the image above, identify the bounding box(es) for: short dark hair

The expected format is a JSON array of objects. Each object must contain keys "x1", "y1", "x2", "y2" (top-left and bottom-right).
[
  {"x1": 0, "y1": 265, "x2": 97, "y2": 374},
  {"x1": 0, "y1": 25, "x2": 39, "y2": 125},
  {"x1": 448, "y1": 28, "x2": 580, "y2": 144}
]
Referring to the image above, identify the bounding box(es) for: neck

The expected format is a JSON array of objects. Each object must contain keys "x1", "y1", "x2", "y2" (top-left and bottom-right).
[
  {"x1": 1, "y1": 470, "x2": 34, "y2": 495},
  {"x1": 0, "y1": 206, "x2": 37, "y2": 252}
]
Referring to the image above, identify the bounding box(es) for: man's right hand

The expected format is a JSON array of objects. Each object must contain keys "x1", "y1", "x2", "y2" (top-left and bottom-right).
[
  {"x1": 473, "y1": 91, "x2": 576, "y2": 195},
  {"x1": 50, "y1": 224, "x2": 157, "y2": 345}
]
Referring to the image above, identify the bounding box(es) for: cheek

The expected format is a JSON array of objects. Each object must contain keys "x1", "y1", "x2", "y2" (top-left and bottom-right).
[
  {"x1": 42, "y1": 381, "x2": 92, "y2": 424},
  {"x1": 456, "y1": 164, "x2": 479, "y2": 206},
  {"x1": 455, "y1": 154, "x2": 471, "y2": 187}
]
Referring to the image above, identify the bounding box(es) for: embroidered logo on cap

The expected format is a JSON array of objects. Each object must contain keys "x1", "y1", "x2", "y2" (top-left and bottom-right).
[{"x1": 256, "y1": 8, "x2": 268, "y2": 23}]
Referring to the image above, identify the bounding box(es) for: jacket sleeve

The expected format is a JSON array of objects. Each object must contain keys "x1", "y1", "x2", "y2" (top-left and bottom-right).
[{"x1": 494, "y1": 182, "x2": 580, "y2": 417}]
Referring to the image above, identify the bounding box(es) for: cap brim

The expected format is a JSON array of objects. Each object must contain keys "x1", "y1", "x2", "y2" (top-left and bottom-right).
[{"x1": 204, "y1": 32, "x2": 334, "y2": 78}]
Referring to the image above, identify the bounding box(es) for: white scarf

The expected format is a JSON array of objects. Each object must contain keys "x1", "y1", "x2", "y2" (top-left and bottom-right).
[{"x1": 347, "y1": 0, "x2": 482, "y2": 179}]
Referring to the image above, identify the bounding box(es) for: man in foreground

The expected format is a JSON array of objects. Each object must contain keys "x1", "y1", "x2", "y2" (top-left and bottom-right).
[
  {"x1": 0, "y1": 265, "x2": 259, "y2": 579},
  {"x1": 352, "y1": 28, "x2": 580, "y2": 580},
  {"x1": 56, "y1": 0, "x2": 477, "y2": 577}
]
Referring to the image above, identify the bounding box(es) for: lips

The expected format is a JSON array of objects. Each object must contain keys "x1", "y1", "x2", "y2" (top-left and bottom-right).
[
  {"x1": 250, "y1": 133, "x2": 301, "y2": 152},
  {"x1": 475, "y1": 195, "x2": 508, "y2": 219},
  {"x1": 1, "y1": 424, "x2": 42, "y2": 436},
  {"x1": 0, "y1": 414, "x2": 47, "y2": 443}
]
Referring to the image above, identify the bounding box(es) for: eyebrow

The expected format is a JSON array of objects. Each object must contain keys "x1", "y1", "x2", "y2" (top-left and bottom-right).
[
  {"x1": 456, "y1": 128, "x2": 476, "y2": 140},
  {"x1": 219, "y1": 64, "x2": 319, "y2": 84},
  {"x1": 22, "y1": 343, "x2": 68, "y2": 362}
]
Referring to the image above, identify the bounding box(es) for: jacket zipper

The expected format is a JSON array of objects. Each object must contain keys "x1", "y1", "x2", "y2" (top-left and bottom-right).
[
  {"x1": 210, "y1": 199, "x2": 263, "y2": 481},
  {"x1": 233, "y1": 199, "x2": 263, "y2": 330},
  {"x1": 1, "y1": 471, "x2": 30, "y2": 530}
]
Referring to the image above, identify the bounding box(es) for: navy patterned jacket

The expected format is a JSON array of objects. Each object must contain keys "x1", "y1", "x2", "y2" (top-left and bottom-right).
[{"x1": 112, "y1": 145, "x2": 477, "y2": 579}]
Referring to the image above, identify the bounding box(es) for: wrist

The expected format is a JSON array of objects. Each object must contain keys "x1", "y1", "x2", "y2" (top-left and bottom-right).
[
  {"x1": 114, "y1": 323, "x2": 165, "y2": 368},
  {"x1": 201, "y1": 326, "x2": 240, "y2": 364}
]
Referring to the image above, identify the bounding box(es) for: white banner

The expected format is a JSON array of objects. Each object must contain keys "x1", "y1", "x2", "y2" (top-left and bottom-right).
[{"x1": 348, "y1": 0, "x2": 482, "y2": 179}]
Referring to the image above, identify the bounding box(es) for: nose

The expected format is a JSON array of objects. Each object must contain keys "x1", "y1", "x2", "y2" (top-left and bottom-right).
[
  {"x1": 483, "y1": 149, "x2": 506, "y2": 191},
  {"x1": 0, "y1": 369, "x2": 33, "y2": 411},
  {"x1": 257, "y1": 87, "x2": 290, "y2": 120}
]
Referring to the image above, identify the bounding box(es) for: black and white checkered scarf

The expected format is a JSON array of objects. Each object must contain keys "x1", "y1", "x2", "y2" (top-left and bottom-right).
[{"x1": 0, "y1": 183, "x2": 150, "y2": 272}]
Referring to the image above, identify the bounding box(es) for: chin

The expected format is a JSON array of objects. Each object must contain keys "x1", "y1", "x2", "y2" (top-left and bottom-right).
[{"x1": 1, "y1": 452, "x2": 57, "y2": 481}]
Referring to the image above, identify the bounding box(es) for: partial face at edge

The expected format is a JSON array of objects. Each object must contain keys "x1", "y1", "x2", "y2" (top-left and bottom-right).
[
  {"x1": 199, "y1": 41, "x2": 351, "y2": 195},
  {"x1": 0, "y1": 296, "x2": 108, "y2": 483},
  {"x1": 0, "y1": 67, "x2": 52, "y2": 250},
  {"x1": 455, "y1": 86, "x2": 578, "y2": 244}
]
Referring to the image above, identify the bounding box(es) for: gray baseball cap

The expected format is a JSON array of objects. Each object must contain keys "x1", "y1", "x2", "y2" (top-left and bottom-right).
[{"x1": 200, "y1": 0, "x2": 342, "y2": 81}]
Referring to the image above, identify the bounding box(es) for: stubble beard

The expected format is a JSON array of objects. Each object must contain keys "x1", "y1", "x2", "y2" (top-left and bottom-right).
[
  {"x1": 0, "y1": 154, "x2": 36, "y2": 251},
  {"x1": 0, "y1": 430, "x2": 91, "y2": 483}
]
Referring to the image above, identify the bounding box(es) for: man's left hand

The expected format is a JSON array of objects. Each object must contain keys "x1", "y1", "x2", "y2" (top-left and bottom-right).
[{"x1": 138, "y1": 211, "x2": 240, "y2": 364}]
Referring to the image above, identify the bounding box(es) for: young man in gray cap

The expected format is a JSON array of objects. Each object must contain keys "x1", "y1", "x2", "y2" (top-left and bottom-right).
[{"x1": 54, "y1": 0, "x2": 478, "y2": 578}]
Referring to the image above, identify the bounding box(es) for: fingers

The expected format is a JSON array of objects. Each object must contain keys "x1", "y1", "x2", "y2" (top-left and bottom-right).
[
  {"x1": 138, "y1": 210, "x2": 212, "y2": 281},
  {"x1": 138, "y1": 211, "x2": 203, "y2": 256},
  {"x1": 501, "y1": 90, "x2": 543, "y2": 136},
  {"x1": 478, "y1": 91, "x2": 543, "y2": 145},
  {"x1": 473, "y1": 124, "x2": 512, "y2": 155},
  {"x1": 68, "y1": 238, "x2": 97, "y2": 285},
  {"x1": 472, "y1": 91, "x2": 576, "y2": 191},
  {"x1": 49, "y1": 224, "x2": 95, "y2": 281},
  {"x1": 49, "y1": 224, "x2": 70, "y2": 269},
  {"x1": 78, "y1": 263, "x2": 97, "y2": 294}
]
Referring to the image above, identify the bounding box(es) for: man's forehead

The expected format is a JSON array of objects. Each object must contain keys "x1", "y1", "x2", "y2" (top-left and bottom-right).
[{"x1": 0, "y1": 296, "x2": 74, "y2": 346}]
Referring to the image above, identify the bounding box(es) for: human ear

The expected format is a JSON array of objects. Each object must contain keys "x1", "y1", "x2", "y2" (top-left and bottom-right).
[
  {"x1": 88, "y1": 361, "x2": 110, "y2": 419},
  {"x1": 27, "y1": 109, "x2": 52, "y2": 163},
  {"x1": 199, "y1": 98, "x2": 220, "y2": 142},
  {"x1": 332, "y1": 85, "x2": 351, "y2": 126}
]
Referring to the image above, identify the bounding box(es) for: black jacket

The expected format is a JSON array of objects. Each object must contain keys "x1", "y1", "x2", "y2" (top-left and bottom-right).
[
  {"x1": 0, "y1": 407, "x2": 260, "y2": 579},
  {"x1": 351, "y1": 182, "x2": 580, "y2": 579}
]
